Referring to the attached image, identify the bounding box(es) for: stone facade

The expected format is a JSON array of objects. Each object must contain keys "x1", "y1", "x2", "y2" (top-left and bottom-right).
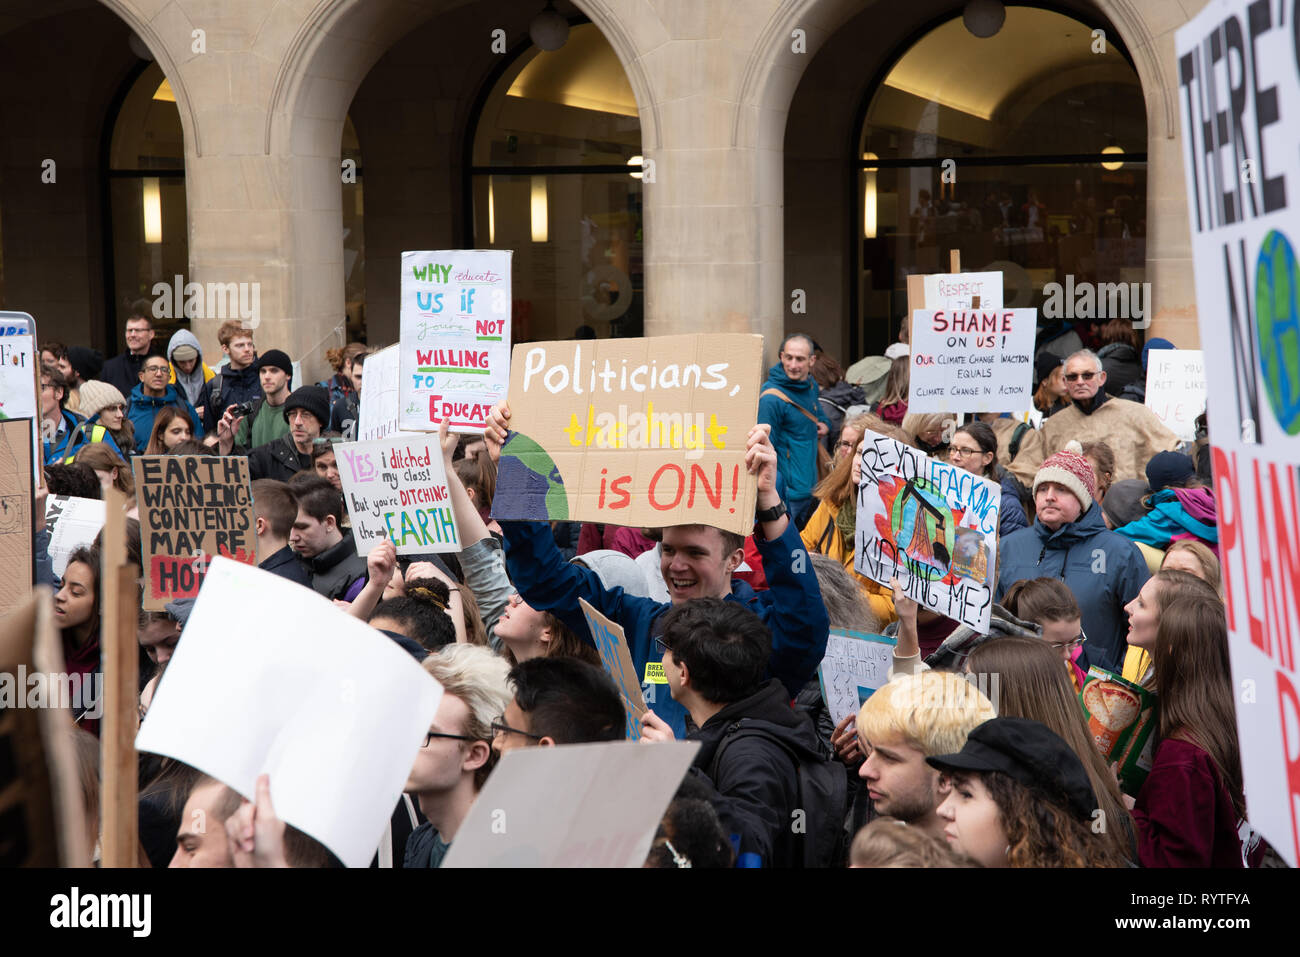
[{"x1": 0, "y1": 0, "x2": 1205, "y2": 381}]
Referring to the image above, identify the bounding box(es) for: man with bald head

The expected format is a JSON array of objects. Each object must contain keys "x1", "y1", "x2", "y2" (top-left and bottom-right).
[{"x1": 757, "y1": 333, "x2": 830, "y2": 528}]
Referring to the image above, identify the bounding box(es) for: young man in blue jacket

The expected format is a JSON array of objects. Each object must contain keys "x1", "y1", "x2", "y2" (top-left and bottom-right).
[
  {"x1": 484, "y1": 402, "x2": 830, "y2": 740},
  {"x1": 127, "y1": 356, "x2": 204, "y2": 453}
]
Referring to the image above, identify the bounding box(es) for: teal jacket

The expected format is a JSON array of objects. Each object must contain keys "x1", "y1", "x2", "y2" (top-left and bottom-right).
[{"x1": 756, "y1": 365, "x2": 829, "y2": 502}]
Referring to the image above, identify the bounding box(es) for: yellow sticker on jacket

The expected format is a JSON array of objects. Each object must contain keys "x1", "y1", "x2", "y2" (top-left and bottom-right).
[{"x1": 643, "y1": 662, "x2": 667, "y2": 684}]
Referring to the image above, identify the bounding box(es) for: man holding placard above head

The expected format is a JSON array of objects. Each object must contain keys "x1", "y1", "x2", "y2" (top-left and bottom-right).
[
  {"x1": 757, "y1": 334, "x2": 830, "y2": 529},
  {"x1": 1009, "y1": 349, "x2": 1177, "y2": 486},
  {"x1": 483, "y1": 396, "x2": 830, "y2": 742}
]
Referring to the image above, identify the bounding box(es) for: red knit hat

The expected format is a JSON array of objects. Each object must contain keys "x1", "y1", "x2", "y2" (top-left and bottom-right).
[{"x1": 1033, "y1": 440, "x2": 1097, "y2": 514}]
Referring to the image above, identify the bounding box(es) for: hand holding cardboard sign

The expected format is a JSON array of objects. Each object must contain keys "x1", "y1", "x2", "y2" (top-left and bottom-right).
[
  {"x1": 484, "y1": 400, "x2": 511, "y2": 450},
  {"x1": 638, "y1": 708, "x2": 677, "y2": 744},
  {"x1": 437, "y1": 416, "x2": 457, "y2": 465},
  {"x1": 745, "y1": 423, "x2": 777, "y2": 494},
  {"x1": 890, "y1": 577, "x2": 920, "y2": 660}
]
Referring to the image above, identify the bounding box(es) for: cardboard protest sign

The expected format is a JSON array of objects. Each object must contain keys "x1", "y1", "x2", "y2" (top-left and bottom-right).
[
  {"x1": 817, "y1": 628, "x2": 896, "y2": 728},
  {"x1": 358, "y1": 344, "x2": 404, "y2": 442},
  {"x1": 854, "y1": 426, "x2": 1000, "y2": 632},
  {"x1": 907, "y1": 308, "x2": 1037, "y2": 413},
  {"x1": 1145, "y1": 349, "x2": 1206, "y2": 442},
  {"x1": 1177, "y1": 1, "x2": 1300, "y2": 865},
  {"x1": 579, "y1": 598, "x2": 647, "y2": 739},
  {"x1": 0, "y1": 588, "x2": 92, "y2": 867},
  {"x1": 133, "y1": 455, "x2": 256, "y2": 610},
  {"x1": 398, "y1": 250, "x2": 512, "y2": 434},
  {"x1": 923, "y1": 271, "x2": 1003, "y2": 311},
  {"x1": 493, "y1": 334, "x2": 763, "y2": 536},
  {"x1": 1079, "y1": 666, "x2": 1156, "y2": 797},
  {"x1": 136, "y1": 556, "x2": 442, "y2": 868},
  {"x1": 443, "y1": 740, "x2": 699, "y2": 867},
  {"x1": 44, "y1": 495, "x2": 106, "y2": 578},
  {"x1": 334, "y1": 434, "x2": 460, "y2": 555},
  {"x1": 0, "y1": 418, "x2": 33, "y2": 616},
  {"x1": 0, "y1": 312, "x2": 39, "y2": 484}
]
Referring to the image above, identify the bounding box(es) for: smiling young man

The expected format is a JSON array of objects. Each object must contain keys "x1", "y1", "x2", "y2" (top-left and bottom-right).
[
  {"x1": 126, "y1": 356, "x2": 205, "y2": 454},
  {"x1": 997, "y1": 442, "x2": 1149, "y2": 671},
  {"x1": 483, "y1": 400, "x2": 829, "y2": 741},
  {"x1": 854, "y1": 671, "x2": 996, "y2": 839},
  {"x1": 1009, "y1": 349, "x2": 1178, "y2": 485},
  {"x1": 757, "y1": 334, "x2": 830, "y2": 528}
]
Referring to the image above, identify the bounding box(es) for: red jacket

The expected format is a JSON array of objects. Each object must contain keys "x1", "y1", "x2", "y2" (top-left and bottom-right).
[{"x1": 1133, "y1": 737, "x2": 1262, "y2": 868}]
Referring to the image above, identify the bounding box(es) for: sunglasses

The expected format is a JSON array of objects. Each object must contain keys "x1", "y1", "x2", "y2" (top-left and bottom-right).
[{"x1": 1063, "y1": 371, "x2": 1097, "y2": 382}]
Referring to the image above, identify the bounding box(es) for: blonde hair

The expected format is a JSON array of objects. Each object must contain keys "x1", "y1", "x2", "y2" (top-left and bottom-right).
[
  {"x1": 1161, "y1": 540, "x2": 1222, "y2": 597},
  {"x1": 421, "y1": 645, "x2": 512, "y2": 789},
  {"x1": 849, "y1": 819, "x2": 969, "y2": 868},
  {"x1": 857, "y1": 672, "x2": 996, "y2": 756},
  {"x1": 901, "y1": 413, "x2": 955, "y2": 447}
]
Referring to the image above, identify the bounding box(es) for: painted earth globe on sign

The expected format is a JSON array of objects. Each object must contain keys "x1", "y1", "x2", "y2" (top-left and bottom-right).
[{"x1": 1255, "y1": 229, "x2": 1300, "y2": 436}]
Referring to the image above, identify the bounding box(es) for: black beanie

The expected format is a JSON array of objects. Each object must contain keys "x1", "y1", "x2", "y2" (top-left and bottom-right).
[
  {"x1": 67, "y1": 346, "x2": 104, "y2": 382},
  {"x1": 282, "y1": 385, "x2": 329, "y2": 429}
]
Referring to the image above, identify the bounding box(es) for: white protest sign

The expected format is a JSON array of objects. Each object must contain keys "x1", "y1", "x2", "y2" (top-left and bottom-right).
[
  {"x1": 442, "y1": 740, "x2": 698, "y2": 868},
  {"x1": 0, "y1": 312, "x2": 39, "y2": 482},
  {"x1": 818, "y1": 628, "x2": 896, "y2": 728},
  {"x1": 923, "y1": 271, "x2": 1003, "y2": 310},
  {"x1": 358, "y1": 344, "x2": 403, "y2": 442},
  {"x1": 44, "y1": 496, "x2": 105, "y2": 578},
  {"x1": 334, "y1": 434, "x2": 459, "y2": 556},
  {"x1": 908, "y1": 308, "x2": 1038, "y2": 413},
  {"x1": 136, "y1": 557, "x2": 442, "y2": 868},
  {"x1": 399, "y1": 250, "x2": 512, "y2": 435},
  {"x1": 1177, "y1": 0, "x2": 1300, "y2": 866},
  {"x1": 854, "y1": 427, "x2": 1000, "y2": 632},
  {"x1": 1145, "y1": 349, "x2": 1206, "y2": 442}
]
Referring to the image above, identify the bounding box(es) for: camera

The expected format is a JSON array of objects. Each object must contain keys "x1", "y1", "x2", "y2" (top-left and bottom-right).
[{"x1": 228, "y1": 401, "x2": 257, "y2": 419}]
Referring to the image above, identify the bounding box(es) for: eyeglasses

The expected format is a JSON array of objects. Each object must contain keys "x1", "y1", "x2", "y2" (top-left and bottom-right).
[
  {"x1": 948, "y1": 446, "x2": 984, "y2": 458},
  {"x1": 1047, "y1": 631, "x2": 1087, "y2": 652},
  {"x1": 835, "y1": 440, "x2": 856, "y2": 452},
  {"x1": 490, "y1": 717, "x2": 542, "y2": 741},
  {"x1": 653, "y1": 635, "x2": 672, "y2": 656},
  {"x1": 143, "y1": 365, "x2": 169, "y2": 375},
  {"x1": 423, "y1": 730, "x2": 475, "y2": 747},
  {"x1": 1063, "y1": 371, "x2": 1097, "y2": 382},
  {"x1": 104, "y1": 404, "x2": 126, "y2": 413}
]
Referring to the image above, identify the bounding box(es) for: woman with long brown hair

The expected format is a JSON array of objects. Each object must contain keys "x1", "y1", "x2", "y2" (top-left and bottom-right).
[
  {"x1": 143, "y1": 405, "x2": 196, "y2": 455},
  {"x1": 1133, "y1": 595, "x2": 1263, "y2": 867},
  {"x1": 1121, "y1": 569, "x2": 1220, "y2": 686},
  {"x1": 870, "y1": 356, "x2": 909, "y2": 426},
  {"x1": 800, "y1": 413, "x2": 898, "y2": 623},
  {"x1": 74, "y1": 443, "x2": 134, "y2": 498},
  {"x1": 965, "y1": 637, "x2": 1135, "y2": 863}
]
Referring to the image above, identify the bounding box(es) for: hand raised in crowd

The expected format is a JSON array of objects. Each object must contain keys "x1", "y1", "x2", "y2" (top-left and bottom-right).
[
  {"x1": 34, "y1": 483, "x2": 48, "y2": 533},
  {"x1": 830, "y1": 713, "x2": 862, "y2": 765},
  {"x1": 225, "y1": 774, "x2": 289, "y2": 868},
  {"x1": 216, "y1": 406, "x2": 246, "y2": 454},
  {"x1": 744, "y1": 423, "x2": 777, "y2": 493},
  {"x1": 891, "y1": 576, "x2": 920, "y2": 660},
  {"x1": 437, "y1": 415, "x2": 457, "y2": 465},
  {"x1": 484, "y1": 400, "x2": 511, "y2": 453},
  {"x1": 366, "y1": 539, "x2": 397, "y2": 592},
  {"x1": 638, "y1": 709, "x2": 677, "y2": 744}
]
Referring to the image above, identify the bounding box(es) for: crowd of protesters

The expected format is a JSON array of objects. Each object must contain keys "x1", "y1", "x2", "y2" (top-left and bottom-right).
[{"x1": 32, "y1": 311, "x2": 1278, "y2": 870}]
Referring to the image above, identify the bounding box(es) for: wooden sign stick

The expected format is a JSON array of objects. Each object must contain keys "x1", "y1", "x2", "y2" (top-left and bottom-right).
[{"x1": 99, "y1": 486, "x2": 139, "y2": 868}]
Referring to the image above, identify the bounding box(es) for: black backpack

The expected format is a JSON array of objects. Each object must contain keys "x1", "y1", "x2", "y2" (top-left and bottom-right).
[{"x1": 709, "y1": 719, "x2": 848, "y2": 868}]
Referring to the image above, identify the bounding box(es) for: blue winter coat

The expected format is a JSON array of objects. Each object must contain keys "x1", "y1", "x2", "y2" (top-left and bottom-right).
[
  {"x1": 757, "y1": 365, "x2": 829, "y2": 504},
  {"x1": 995, "y1": 503, "x2": 1149, "y2": 671},
  {"x1": 501, "y1": 518, "x2": 830, "y2": 740},
  {"x1": 998, "y1": 471, "x2": 1029, "y2": 537},
  {"x1": 127, "y1": 383, "x2": 204, "y2": 454}
]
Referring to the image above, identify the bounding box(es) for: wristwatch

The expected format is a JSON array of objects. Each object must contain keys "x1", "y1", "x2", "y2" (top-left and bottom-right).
[{"x1": 754, "y1": 501, "x2": 787, "y2": 523}]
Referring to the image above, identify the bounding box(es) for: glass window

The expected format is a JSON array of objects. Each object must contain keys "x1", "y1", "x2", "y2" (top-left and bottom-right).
[
  {"x1": 469, "y1": 23, "x2": 643, "y2": 340},
  {"x1": 856, "y1": 6, "x2": 1147, "y2": 355}
]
